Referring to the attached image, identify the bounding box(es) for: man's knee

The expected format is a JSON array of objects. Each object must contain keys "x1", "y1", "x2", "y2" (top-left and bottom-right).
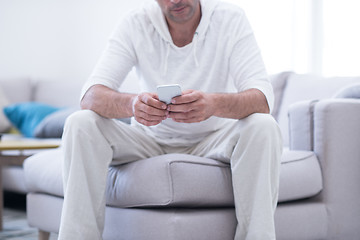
[
  {"x1": 246, "y1": 113, "x2": 278, "y2": 129},
  {"x1": 64, "y1": 110, "x2": 104, "y2": 134},
  {"x1": 238, "y1": 113, "x2": 282, "y2": 143}
]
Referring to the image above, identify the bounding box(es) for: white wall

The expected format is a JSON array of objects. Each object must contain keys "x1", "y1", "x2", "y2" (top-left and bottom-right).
[
  {"x1": 2, "y1": 0, "x2": 359, "y2": 85},
  {"x1": 0, "y1": 0, "x2": 146, "y2": 88}
]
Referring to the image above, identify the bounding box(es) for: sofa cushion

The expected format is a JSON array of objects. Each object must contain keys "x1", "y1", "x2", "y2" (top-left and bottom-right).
[
  {"x1": 0, "y1": 78, "x2": 32, "y2": 103},
  {"x1": 1, "y1": 78, "x2": 33, "y2": 133},
  {"x1": 34, "y1": 107, "x2": 77, "y2": 138},
  {"x1": 3, "y1": 102, "x2": 61, "y2": 137},
  {"x1": 33, "y1": 80, "x2": 84, "y2": 108},
  {"x1": 278, "y1": 150, "x2": 322, "y2": 202},
  {"x1": 269, "y1": 71, "x2": 292, "y2": 121},
  {"x1": 24, "y1": 150, "x2": 234, "y2": 207},
  {"x1": 333, "y1": 83, "x2": 360, "y2": 99},
  {"x1": 106, "y1": 154, "x2": 234, "y2": 207},
  {"x1": 24, "y1": 148, "x2": 323, "y2": 207},
  {"x1": 0, "y1": 85, "x2": 11, "y2": 132}
]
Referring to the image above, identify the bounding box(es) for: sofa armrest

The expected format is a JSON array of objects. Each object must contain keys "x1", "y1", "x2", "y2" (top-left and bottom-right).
[
  {"x1": 313, "y1": 98, "x2": 360, "y2": 190},
  {"x1": 290, "y1": 98, "x2": 360, "y2": 237},
  {"x1": 314, "y1": 98, "x2": 360, "y2": 237}
]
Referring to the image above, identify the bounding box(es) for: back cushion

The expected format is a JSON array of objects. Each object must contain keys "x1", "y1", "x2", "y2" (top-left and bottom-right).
[
  {"x1": 33, "y1": 70, "x2": 140, "y2": 108},
  {"x1": 33, "y1": 80, "x2": 84, "y2": 108},
  {"x1": 269, "y1": 72, "x2": 292, "y2": 121},
  {"x1": 0, "y1": 78, "x2": 33, "y2": 132},
  {"x1": 278, "y1": 74, "x2": 360, "y2": 146},
  {"x1": 0, "y1": 78, "x2": 33, "y2": 103}
]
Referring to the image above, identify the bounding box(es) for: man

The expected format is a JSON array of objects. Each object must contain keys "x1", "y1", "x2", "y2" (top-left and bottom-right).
[{"x1": 58, "y1": 0, "x2": 283, "y2": 239}]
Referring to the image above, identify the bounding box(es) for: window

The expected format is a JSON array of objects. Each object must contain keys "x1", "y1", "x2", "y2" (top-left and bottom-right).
[
  {"x1": 226, "y1": 0, "x2": 360, "y2": 77},
  {"x1": 225, "y1": 0, "x2": 295, "y2": 74},
  {"x1": 323, "y1": 0, "x2": 360, "y2": 76}
]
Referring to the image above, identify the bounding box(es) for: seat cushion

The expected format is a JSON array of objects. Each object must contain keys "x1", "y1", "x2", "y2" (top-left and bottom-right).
[
  {"x1": 106, "y1": 154, "x2": 234, "y2": 207},
  {"x1": 24, "y1": 148, "x2": 323, "y2": 207},
  {"x1": 278, "y1": 150, "x2": 323, "y2": 202}
]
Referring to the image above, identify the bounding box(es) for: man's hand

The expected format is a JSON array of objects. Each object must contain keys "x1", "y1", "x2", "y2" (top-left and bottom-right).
[
  {"x1": 167, "y1": 90, "x2": 216, "y2": 123},
  {"x1": 166, "y1": 88, "x2": 270, "y2": 122},
  {"x1": 132, "y1": 92, "x2": 168, "y2": 126}
]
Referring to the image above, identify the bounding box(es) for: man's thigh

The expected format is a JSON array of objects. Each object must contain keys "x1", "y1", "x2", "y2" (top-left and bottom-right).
[
  {"x1": 189, "y1": 120, "x2": 240, "y2": 163},
  {"x1": 188, "y1": 114, "x2": 280, "y2": 163},
  {"x1": 102, "y1": 119, "x2": 165, "y2": 164}
]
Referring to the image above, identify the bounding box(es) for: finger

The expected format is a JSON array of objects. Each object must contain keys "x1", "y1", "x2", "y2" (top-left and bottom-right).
[
  {"x1": 136, "y1": 110, "x2": 168, "y2": 121},
  {"x1": 171, "y1": 116, "x2": 202, "y2": 123},
  {"x1": 135, "y1": 116, "x2": 162, "y2": 126},
  {"x1": 134, "y1": 94, "x2": 168, "y2": 117},
  {"x1": 136, "y1": 102, "x2": 168, "y2": 117},
  {"x1": 171, "y1": 90, "x2": 199, "y2": 104},
  {"x1": 168, "y1": 111, "x2": 197, "y2": 120},
  {"x1": 167, "y1": 102, "x2": 197, "y2": 113},
  {"x1": 140, "y1": 93, "x2": 167, "y2": 110}
]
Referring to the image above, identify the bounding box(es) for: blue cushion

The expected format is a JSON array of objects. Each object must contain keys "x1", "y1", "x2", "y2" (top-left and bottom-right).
[{"x1": 3, "y1": 102, "x2": 60, "y2": 137}]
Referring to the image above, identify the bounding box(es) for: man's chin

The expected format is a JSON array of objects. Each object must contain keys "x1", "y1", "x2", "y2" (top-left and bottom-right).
[{"x1": 168, "y1": 7, "x2": 194, "y2": 23}]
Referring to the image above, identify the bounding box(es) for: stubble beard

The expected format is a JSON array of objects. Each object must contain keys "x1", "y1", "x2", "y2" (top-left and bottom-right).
[{"x1": 166, "y1": 3, "x2": 196, "y2": 24}]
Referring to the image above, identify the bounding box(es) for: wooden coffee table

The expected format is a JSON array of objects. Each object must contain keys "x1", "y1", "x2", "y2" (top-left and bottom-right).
[{"x1": 0, "y1": 139, "x2": 60, "y2": 231}]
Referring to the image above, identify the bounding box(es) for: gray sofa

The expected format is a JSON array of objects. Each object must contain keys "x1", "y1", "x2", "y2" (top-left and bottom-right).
[{"x1": 2, "y1": 72, "x2": 360, "y2": 239}]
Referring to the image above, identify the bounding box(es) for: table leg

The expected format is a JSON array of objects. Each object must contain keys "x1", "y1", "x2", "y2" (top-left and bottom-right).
[
  {"x1": 38, "y1": 230, "x2": 50, "y2": 240},
  {"x1": 0, "y1": 154, "x2": 28, "y2": 231}
]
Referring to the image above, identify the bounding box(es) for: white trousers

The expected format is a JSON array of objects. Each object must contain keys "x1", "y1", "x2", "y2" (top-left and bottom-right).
[{"x1": 58, "y1": 110, "x2": 282, "y2": 240}]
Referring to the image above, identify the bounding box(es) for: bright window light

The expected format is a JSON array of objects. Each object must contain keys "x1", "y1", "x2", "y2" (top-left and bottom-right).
[
  {"x1": 224, "y1": 0, "x2": 360, "y2": 77},
  {"x1": 323, "y1": 0, "x2": 360, "y2": 76},
  {"x1": 224, "y1": 0, "x2": 297, "y2": 74}
]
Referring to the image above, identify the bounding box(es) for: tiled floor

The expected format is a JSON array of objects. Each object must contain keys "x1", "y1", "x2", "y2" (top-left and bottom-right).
[{"x1": 0, "y1": 192, "x2": 58, "y2": 240}]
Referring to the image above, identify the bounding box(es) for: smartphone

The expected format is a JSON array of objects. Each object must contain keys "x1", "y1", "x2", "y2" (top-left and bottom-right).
[{"x1": 157, "y1": 84, "x2": 182, "y2": 104}]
